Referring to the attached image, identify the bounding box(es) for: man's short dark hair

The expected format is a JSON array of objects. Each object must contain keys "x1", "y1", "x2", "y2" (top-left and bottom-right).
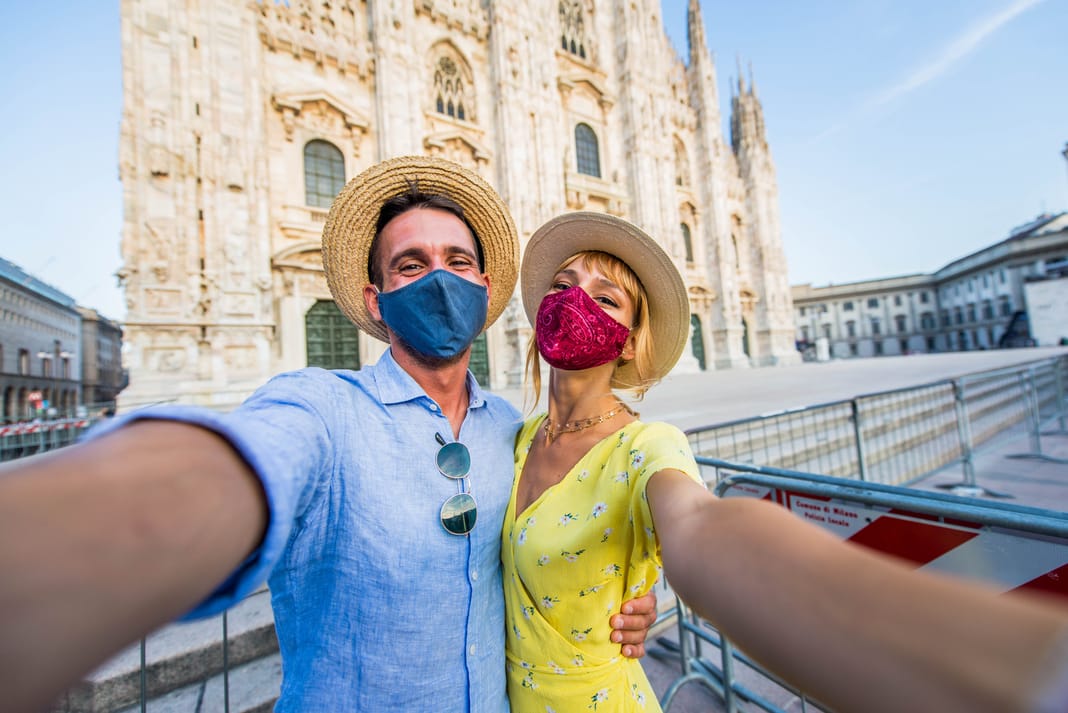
[{"x1": 368, "y1": 180, "x2": 485, "y2": 287}]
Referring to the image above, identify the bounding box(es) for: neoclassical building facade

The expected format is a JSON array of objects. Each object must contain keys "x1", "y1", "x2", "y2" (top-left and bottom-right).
[{"x1": 117, "y1": 0, "x2": 798, "y2": 410}]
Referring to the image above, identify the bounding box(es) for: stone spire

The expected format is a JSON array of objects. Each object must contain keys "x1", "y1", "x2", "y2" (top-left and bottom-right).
[{"x1": 730, "y1": 60, "x2": 767, "y2": 156}]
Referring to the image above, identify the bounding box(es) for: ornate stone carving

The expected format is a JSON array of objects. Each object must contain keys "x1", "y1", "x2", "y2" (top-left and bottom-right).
[
  {"x1": 258, "y1": 0, "x2": 374, "y2": 79},
  {"x1": 415, "y1": 0, "x2": 489, "y2": 40}
]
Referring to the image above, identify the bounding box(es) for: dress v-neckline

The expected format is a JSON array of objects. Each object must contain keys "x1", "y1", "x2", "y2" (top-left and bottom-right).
[{"x1": 510, "y1": 415, "x2": 635, "y2": 523}]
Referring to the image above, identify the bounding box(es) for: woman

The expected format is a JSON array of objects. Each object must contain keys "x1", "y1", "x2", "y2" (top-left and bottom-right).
[{"x1": 503, "y1": 212, "x2": 1068, "y2": 713}]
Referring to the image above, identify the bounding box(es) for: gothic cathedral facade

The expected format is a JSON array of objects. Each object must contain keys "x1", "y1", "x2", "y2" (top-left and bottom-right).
[{"x1": 117, "y1": 0, "x2": 798, "y2": 410}]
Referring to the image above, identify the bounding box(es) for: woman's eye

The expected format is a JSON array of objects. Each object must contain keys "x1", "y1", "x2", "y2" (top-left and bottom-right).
[
  {"x1": 596, "y1": 296, "x2": 618, "y2": 308},
  {"x1": 551, "y1": 281, "x2": 570, "y2": 291}
]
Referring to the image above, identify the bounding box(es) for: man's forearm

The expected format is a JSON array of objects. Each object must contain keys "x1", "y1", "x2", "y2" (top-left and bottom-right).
[{"x1": 0, "y1": 421, "x2": 268, "y2": 713}]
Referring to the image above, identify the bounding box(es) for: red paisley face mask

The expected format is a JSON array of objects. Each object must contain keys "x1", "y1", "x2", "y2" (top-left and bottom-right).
[{"x1": 535, "y1": 286, "x2": 631, "y2": 370}]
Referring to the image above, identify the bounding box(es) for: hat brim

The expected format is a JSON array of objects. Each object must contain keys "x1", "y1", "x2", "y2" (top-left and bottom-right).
[
  {"x1": 521, "y1": 212, "x2": 690, "y2": 385},
  {"x1": 322, "y1": 155, "x2": 519, "y2": 342}
]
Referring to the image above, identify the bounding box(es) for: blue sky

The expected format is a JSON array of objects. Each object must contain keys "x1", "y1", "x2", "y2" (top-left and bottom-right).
[{"x1": 2, "y1": 1, "x2": 1066, "y2": 323}]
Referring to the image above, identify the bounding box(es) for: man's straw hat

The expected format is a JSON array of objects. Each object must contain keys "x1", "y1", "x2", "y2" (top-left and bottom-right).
[
  {"x1": 321, "y1": 155, "x2": 519, "y2": 342},
  {"x1": 521, "y1": 212, "x2": 689, "y2": 385}
]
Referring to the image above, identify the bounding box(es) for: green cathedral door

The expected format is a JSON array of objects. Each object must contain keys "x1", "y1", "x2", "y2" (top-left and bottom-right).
[
  {"x1": 305, "y1": 300, "x2": 361, "y2": 370},
  {"x1": 690, "y1": 314, "x2": 706, "y2": 370},
  {"x1": 468, "y1": 333, "x2": 489, "y2": 386}
]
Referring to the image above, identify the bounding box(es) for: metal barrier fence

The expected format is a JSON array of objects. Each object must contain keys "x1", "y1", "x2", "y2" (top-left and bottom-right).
[
  {"x1": 0, "y1": 417, "x2": 96, "y2": 462},
  {"x1": 685, "y1": 355, "x2": 1068, "y2": 488},
  {"x1": 659, "y1": 458, "x2": 1068, "y2": 713}
]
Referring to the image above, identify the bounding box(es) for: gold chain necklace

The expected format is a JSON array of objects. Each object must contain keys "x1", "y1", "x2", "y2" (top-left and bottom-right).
[{"x1": 543, "y1": 401, "x2": 637, "y2": 445}]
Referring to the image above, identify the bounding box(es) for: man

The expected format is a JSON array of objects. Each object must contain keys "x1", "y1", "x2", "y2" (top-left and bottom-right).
[{"x1": 0, "y1": 156, "x2": 655, "y2": 713}]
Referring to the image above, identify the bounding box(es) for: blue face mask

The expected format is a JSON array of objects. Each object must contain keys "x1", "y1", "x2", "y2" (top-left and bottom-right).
[{"x1": 376, "y1": 269, "x2": 489, "y2": 359}]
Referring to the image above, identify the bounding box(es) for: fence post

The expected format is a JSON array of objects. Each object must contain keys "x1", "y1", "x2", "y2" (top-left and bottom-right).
[
  {"x1": 952, "y1": 379, "x2": 976, "y2": 487},
  {"x1": 223, "y1": 610, "x2": 231, "y2": 712},
  {"x1": 1008, "y1": 363, "x2": 1068, "y2": 464},
  {"x1": 850, "y1": 399, "x2": 868, "y2": 481},
  {"x1": 1054, "y1": 356, "x2": 1067, "y2": 434}
]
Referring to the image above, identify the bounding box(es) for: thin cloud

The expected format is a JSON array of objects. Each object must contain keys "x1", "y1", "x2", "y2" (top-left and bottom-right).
[
  {"x1": 870, "y1": 0, "x2": 1045, "y2": 107},
  {"x1": 809, "y1": 0, "x2": 1045, "y2": 144}
]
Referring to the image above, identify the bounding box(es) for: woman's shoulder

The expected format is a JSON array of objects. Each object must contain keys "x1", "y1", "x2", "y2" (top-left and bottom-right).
[{"x1": 626, "y1": 419, "x2": 688, "y2": 445}]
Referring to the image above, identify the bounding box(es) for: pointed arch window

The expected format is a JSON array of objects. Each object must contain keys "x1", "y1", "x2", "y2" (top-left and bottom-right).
[
  {"x1": 304, "y1": 140, "x2": 345, "y2": 209},
  {"x1": 434, "y1": 55, "x2": 470, "y2": 121},
  {"x1": 575, "y1": 123, "x2": 600, "y2": 178},
  {"x1": 680, "y1": 223, "x2": 694, "y2": 264},
  {"x1": 674, "y1": 139, "x2": 690, "y2": 187},
  {"x1": 559, "y1": 2, "x2": 588, "y2": 59}
]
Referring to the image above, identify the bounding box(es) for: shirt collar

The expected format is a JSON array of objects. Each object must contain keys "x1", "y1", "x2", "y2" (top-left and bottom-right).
[{"x1": 374, "y1": 347, "x2": 487, "y2": 410}]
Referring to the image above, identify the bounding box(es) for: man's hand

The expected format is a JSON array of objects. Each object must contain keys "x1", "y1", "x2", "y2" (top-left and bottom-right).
[{"x1": 611, "y1": 589, "x2": 658, "y2": 658}]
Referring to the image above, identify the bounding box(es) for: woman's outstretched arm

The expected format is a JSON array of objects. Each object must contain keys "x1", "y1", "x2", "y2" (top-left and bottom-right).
[{"x1": 647, "y1": 469, "x2": 1068, "y2": 713}]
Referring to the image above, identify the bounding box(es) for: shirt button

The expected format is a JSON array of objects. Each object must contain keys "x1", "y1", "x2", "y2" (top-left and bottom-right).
[
  {"x1": 429, "y1": 403, "x2": 439, "y2": 412},
  {"x1": 471, "y1": 570, "x2": 479, "y2": 581},
  {"x1": 469, "y1": 644, "x2": 476, "y2": 656}
]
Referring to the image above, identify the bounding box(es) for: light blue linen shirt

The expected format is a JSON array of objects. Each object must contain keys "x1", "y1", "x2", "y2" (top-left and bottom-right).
[{"x1": 88, "y1": 349, "x2": 521, "y2": 712}]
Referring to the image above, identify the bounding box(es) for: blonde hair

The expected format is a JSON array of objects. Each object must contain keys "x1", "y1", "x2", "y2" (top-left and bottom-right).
[{"x1": 524, "y1": 250, "x2": 658, "y2": 413}]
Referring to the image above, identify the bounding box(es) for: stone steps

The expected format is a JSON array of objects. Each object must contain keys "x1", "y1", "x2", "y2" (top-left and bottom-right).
[{"x1": 54, "y1": 588, "x2": 280, "y2": 713}]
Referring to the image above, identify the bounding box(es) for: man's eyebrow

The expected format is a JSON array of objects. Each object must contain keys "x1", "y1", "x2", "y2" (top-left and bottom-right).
[
  {"x1": 387, "y1": 247, "x2": 429, "y2": 268},
  {"x1": 444, "y1": 245, "x2": 479, "y2": 261}
]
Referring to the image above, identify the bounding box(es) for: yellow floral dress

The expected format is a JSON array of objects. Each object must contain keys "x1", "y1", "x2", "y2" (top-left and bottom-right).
[{"x1": 503, "y1": 416, "x2": 701, "y2": 712}]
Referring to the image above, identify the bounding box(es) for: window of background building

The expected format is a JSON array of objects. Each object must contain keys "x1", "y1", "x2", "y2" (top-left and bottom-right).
[
  {"x1": 822, "y1": 324, "x2": 831, "y2": 339},
  {"x1": 954, "y1": 307, "x2": 963, "y2": 325},
  {"x1": 867, "y1": 297, "x2": 879, "y2": 308},
  {"x1": 18, "y1": 349, "x2": 29, "y2": 375},
  {"x1": 941, "y1": 310, "x2": 949, "y2": 327},
  {"x1": 966, "y1": 304, "x2": 976, "y2": 322},
  {"x1": 982, "y1": 300, "x2": 993, "y2": 320},
  {"x1": 433, "y1": 56, "x2": 469, "y2": 120},
  {"x1": 303, "y1": 140, "x2": 345, "y2": 209},
  {"x1": 895, "y1": 315, "x2": 907, "y2": 333},
  {"x1": 982, "y1": 274, "x2": 989, "y2": 288},
  {"x1": 575, "y1": 123, "x2": 601, "y2": 177},
  {"x1": 874, "y1": 340, "x2": 883, "y2": 355},
  {"x1": 1000, "y1": 296, "x2": 1012, "y2": 316},
  {"x1": 893, "y1": 295, "x2": 902, "y2": 306},
  {"x1": 920, "y1": 292, "x2": 930, "y2": 304},
  {"x1": 999, "y1": 269, "x2": 1007, "y2": 284},
  {"x1": 926, "y1": 336, "x2": 936, "y2": 351},
  {"x1": 799, "y1": 307, "x2": 806, "y2": 316},
  {"x1": 680, "y1": 223, "x2": 694, "y2": 263},
  {"x1": 846, "y1": 320, "x2": 855, "y2": 338},
  {"x1": 843, "y1": 301, "x2": 854, "y2": 311},
  {"x1": 871, "y1": 318, "x2": 881, "y2": 335},
  {"x1": 959, "y1": 331, "x2": 969, "y2": 349},
  {"x1": 921, "y1": 312, "x2": 935, "y2": 330},
  {"x1": 800, "y1": 326, "x2": 809, "y2": 341},
  {"x1": 899, "y1": 338, "x2": 908, "y2": 354},
  {"x1": 819, "y1": 303, "x2": 828, "y2": 313},
  {"x1": 849, "y1": 343, "x2": 858, "y2": 356},
  {"x1": 560, "y1": 1, "x2": 588, "y2": 58}
]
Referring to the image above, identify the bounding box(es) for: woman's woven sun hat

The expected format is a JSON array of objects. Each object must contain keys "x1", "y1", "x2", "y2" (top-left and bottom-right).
[
  {"x1": 521, "y1": 212, "x2": 690, "y2": 385},
  {"x1": 321, "y1": 155, "x2": 519, "y2": 342}
]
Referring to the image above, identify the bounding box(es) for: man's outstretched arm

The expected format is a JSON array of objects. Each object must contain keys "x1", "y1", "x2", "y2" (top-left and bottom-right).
[{"x1": 0, "y1": 421, "x2": 268, "y2": 713}]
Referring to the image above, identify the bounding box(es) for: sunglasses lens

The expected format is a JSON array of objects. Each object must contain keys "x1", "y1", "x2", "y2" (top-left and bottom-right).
[
  {"x1": 441, "y1": 492, "x2": 477, "y2": 535},
  {"x1": 436, "y1": 441, "x2": 471, "y2": 479}
]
